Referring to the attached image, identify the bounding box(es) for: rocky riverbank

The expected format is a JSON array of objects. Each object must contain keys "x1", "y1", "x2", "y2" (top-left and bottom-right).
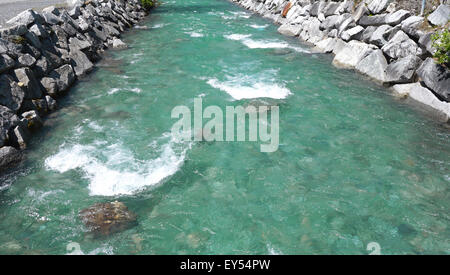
[
  {"x1": 0, "y1": 0, "x2": 150, "y2": 172},
  {"x1": 230, "y1": 0, "x2": 450, "y2": 123}
]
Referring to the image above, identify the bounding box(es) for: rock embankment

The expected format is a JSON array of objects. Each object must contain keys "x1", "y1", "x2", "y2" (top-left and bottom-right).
[
  {"x1": 0, "y1": 0, "x2": 150, "y2": 171},
  {"x1": 231, "y1": 0, "x2": 450, "y2": 123}
]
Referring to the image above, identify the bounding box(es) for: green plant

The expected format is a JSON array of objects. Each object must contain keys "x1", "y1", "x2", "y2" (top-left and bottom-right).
[
  {"x1": 431, "y1": 29, "x2": 450, "y2": 65},
  {"x1": 140, "y1": 0, "x2": 156, "y2": 10}
]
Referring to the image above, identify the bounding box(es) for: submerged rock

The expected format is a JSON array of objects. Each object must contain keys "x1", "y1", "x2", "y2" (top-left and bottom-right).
[{"x1": 79, "y1": 201, "x2": 137, "y2": 237}]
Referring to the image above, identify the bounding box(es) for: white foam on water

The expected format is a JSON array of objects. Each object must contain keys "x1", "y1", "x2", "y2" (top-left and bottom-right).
[
  {"x1": 224, "y1": 34, "x2": 309, "y2": 53},
  {"x1": 108, "y1": 87, "x2": 142, "y2": 95},
  {"x1": 249, "y1": 24, "x2": 269, "y2": 29},
  {"x1": 186, "y1": 31, "x2": 204, "y2": 38},
  {"x1": 224, "y1": 34, "x2": 252, "y2": 41},
  {"x1": 45, "y1": 133, "x2": 191, "y2": 196},
  {"x1": 151, "y1": 23, "x2": 166, "y2": 29},
  {"x1": 206, "y1": 70, "x2": 291, "y2": 100}
]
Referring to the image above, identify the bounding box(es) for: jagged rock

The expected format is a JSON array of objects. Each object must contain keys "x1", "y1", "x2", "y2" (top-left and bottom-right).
[
  {"x1": 353, "y1": 3, "x2": 369, "y2": 23},
  {"x1": 45, "y1": 95, "x2": 57, "y2": 111},
  {"x1": 0, "y1": 24, "x2": 28, "y2": 37},
  {"x1": 17, "y1": 54, "x2": 36, "y2": 67},
  {"x1": 69, "y1": 6, "x2": 81, "y2": 19},
  {"x1": 40, "y1": 77, "x2": 57, "y2": 97},
  {"x1": 79, "y1": 201, "x2": 137, "y2": 237},
  {"x1": 341, "y1": 25, "x2": 364, "y2": 41},
  {"x1": 31, "y1": 98, "x2": 48, "y2": 115},
  {"x1": 310, "y1": 1, "x2": 326, "y2": 17},
  {"x1": 68, "y1": 37, "x2": 92, "y2": 52},
  {"x1": 0, "y1": 146, "x2": 23, "y2": 171},
  {"x1": 42, "y1": 10, "x2": 62, "y2": 25},
  {"x1": 392, "y1": 83, "x2": 450, "y2": 122},
  {"x1": 418, "y1": 32, "x2": 436, "y2": 55},
  {"x1": 13, "y1": 68, "x2": 43, "y2": 99},
  {"x1": 416, "y1": 58, "x2": 450, "y2": 102},
  {"x1": 367, "y1": 0, "x2": 390, "y2": 14},
  {"x1": 338, "y1": 14, "x2": 356, "y2": 34},
  {"x1": 369, "y1": 25, "x2": 394, "y2": 47},
  {"x1": 21, "y1": 110, "x2": 43, "y2": 130},
  {"x1": 324, "y1": 2, "x2": 342, "y2": 17},
  {"x1": 0, "y1": 54, "x2": 15, "y2": 74},
  {"x1": 356, "y1": 49, "x2": 388, "y2": 83},
  {"x1": 332, "y1": 38, "x2": 348, "y2": 55},
  {"x1": 0, "y1": 106, "x2": 20, "y2": 147},
  {"x1": 333, "y1": 40, "x2": 376, "y2": 68},
  {"x1": 320, "y1": 15, "x2": 340, "y2": 31},
  {"x1": 385, "y1": 9, "x2": 410, "y2": 26},
  {"x1": 358, "y1": 14, "x2": 387, "y2": 27},
  {"x1": 427, "y1": 4, "x2": 450, "y2": 27},
  {"x1": 34, "y1": 56, "x2": 50, "y2": 77},
  {"x1": 49, "y1": 64, "x2": 76, "y2": 93},
  {"x1": 24, "y1": 31, "x2": 42, "y2": 49},
  {"x1": 42, "y1": 6, "x2": 60, "y2": 16},
  {"x1": 385, "y1": 55, "x2": 422, "y2": 84},
  {"x1": 361, "y1": 26, "x2": 377, "y2": 43},
  {"x1": 29, "y1": 23, "x2": 48, "y2": 38},
  {"x1": 12, "y1": 119, "x2": 30, "y2": 150},
  {"x1": 0, "y1": 75, "x2": 25, "y2": 112},
  {"x1": 382, "y1": 30, "x2": 423, "y2": 60},
  {"x1": 401, "y1": 16, "x2": 424, "y2": 39},
  {"x1": 328, "y1": 29, "x2": 338, "y2": 38},
  {"x1": 313, "y1": 38, "x2": 338, "y2": 53},
  {"x1": 337, "y1": 0, "x2": 354, "y2": 14},
  {"x1": 112, "y1": 38, "x2": 127, "y2": 49},
  {"x1": 278, "y1": 24, "x2": 301, "y2": 36},
  {"x1": 69, "y1": 50, "x2": 94, "y2": 77},
  {"x1": 6, "y1": 9, "x2": 42, "y2": 27},
  {"x1": 103, "y1": 23, "x2": 121, "y2": 37}
]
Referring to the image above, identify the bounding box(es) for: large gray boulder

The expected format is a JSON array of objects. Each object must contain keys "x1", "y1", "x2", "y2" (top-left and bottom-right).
[
  {"x1": 392, "y1": 83, "x2": 450, "y2": 122},
  {"x1": 40, "y1": 77, "x2": 57, "y2": 97},
  {"x1": 12, "y1": 120, "x2": 30, "y2": 150},
  {"x1": 427, "y1": 4, "x2": 450, "y2": 27},
  {"x1": 416, "y1": 58, "x2": 450, "y2": 102},
  {"x1": 49, "y1": 64, "x2": 76, "y2": 93},
  {"x1": 369, "y1": 25, "x2": 394, "y2": 47},
  {"x1": 0, "y1": 75, "x2": 25, "y2": 112},
  {"x1": 367, "y1": 0, "x2": 391, "y2": 14},
  {"x1": 385, "y1": 55, "x2": 422, "y2": 84},
  {"x1": 69, "y1": 50, "x2": 94, "y2": 77},
  {"x1": 341, "y1": 26, "x2": 364, "y2": 42},
  {"x1": 17, "y1": 54, "x2": 37, "y2": 68},
  {"x1": 333, "y1": 40, "x2": 376, "y2": 68},
  {"x1": 313, "y1": 38, "x2": 339, "y2": 53},
  {"x1": 0, "y1": 106, "x2": 20, "y2": 147},
  {"x1": 68, "y1": 37, "x2": 92, "y2": 52},
  {"x1": 278, "y1": 24, "x2": 302, "y2": 36},
  {"x1": 14, "y1": 68, "x2": 44, "y2": 100},
  {"x1": 6, "y1": 9, "x2": 42, "y2": 27},
  {"x1": 355, "y1": 49, "x2": 388, "y2": 83},
  {"x1": 381, "y1": 30, "x2": 423, "y2": 60},
  {"x1": 0, "y1": 146, "x2": 23, "y2": 172},
  {"x1": 320, "y1": 15, "x2": 340, "y2": 31},
  {"x1": 401, "y1": 16, "x2": 424, "y2": 39},
  {"x1": 358, "y1": 14, "x2": 388, "y2": 27},
  {"x1": 0, "y1": 54, "x2": 15, "y2": 74},
  {"x1": 385, "y1": 9, "x2": 411, "y2": 26},
  {"x1": 21, "y1": 110, "x2": 43, "y2": 130}
]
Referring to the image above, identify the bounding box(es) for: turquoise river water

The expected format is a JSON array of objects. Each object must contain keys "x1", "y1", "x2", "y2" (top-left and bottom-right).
[{"x1": 0, "y1": 0, "x2": 449, "y2": 254}]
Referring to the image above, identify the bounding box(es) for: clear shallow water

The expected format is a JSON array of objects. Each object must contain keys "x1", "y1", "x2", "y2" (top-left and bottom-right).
[{"x1": 0, "y1": 0, "x2": 449, "y2": 254}]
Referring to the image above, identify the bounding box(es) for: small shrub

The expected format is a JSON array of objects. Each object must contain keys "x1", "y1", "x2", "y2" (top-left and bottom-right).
[
  {"x1": 431, "y1": 29, "x2": 450, "y2": 66},
  {"x1": 140, "y1": 0, "x2": 156, "y2": 10}
]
